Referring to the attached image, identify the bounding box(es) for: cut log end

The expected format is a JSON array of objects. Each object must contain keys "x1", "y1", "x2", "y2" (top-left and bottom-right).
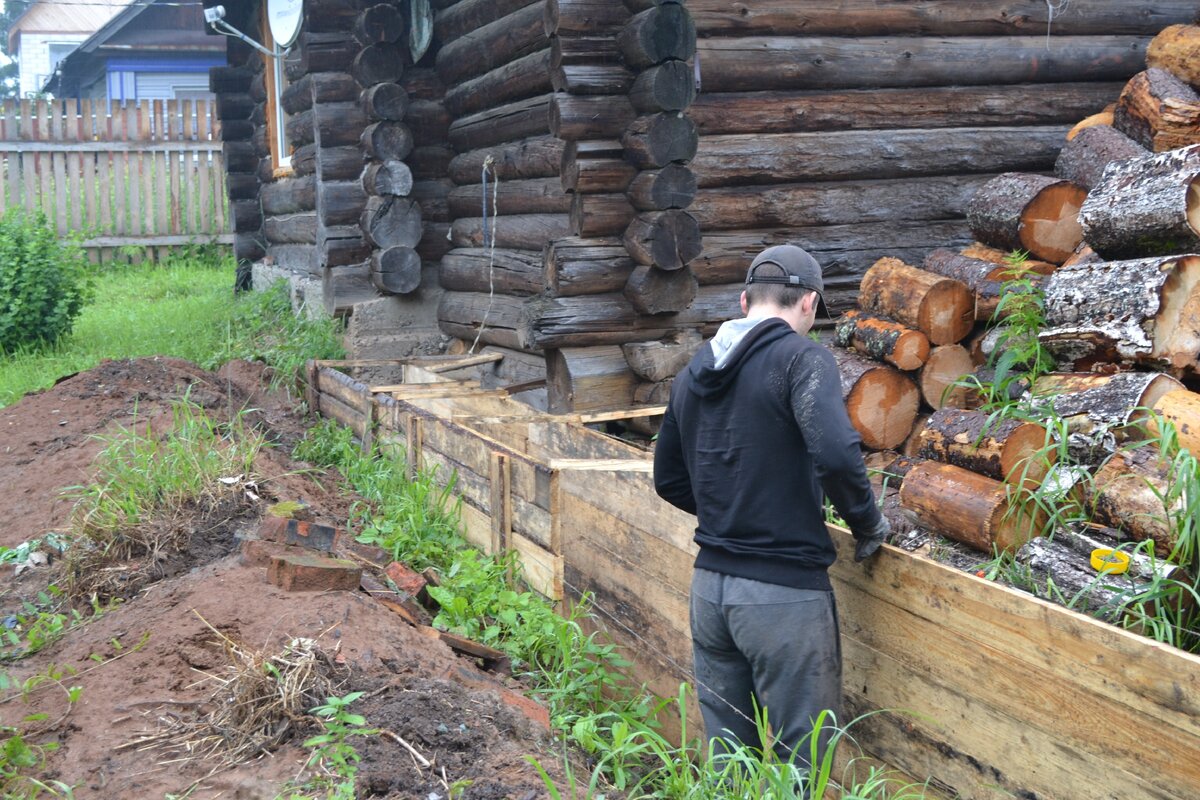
[
  {"x1": 919, "y1": 282, "x2": 976, "y2": 346},
  {"x1": 1155, "y1": 254, "x2": 1200, "y2": 372},
  {"x1": 1020, "y1": 182, "x2": 1087, "y2": 264},
  {"x1": 837, "y1": 355, "x2": 920, "y2": 451},
  {"x1": 919, "y1": 344, "x2": 975, "y2": 410}
]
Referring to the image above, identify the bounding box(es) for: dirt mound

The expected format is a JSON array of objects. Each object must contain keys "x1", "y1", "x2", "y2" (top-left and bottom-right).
[{"x1": 0, "y1": 358, "x2": 560, "y2": 799}]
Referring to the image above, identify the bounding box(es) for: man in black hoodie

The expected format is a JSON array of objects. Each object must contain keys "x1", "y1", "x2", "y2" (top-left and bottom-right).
[{"x1": 653, "y1": 244, "x2": 889, "y2": 764}]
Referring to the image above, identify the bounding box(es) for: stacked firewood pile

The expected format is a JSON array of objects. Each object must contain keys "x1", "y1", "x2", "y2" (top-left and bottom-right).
[{"x1": 832, "y1": 24, "x2": 1200, "y2": 615}]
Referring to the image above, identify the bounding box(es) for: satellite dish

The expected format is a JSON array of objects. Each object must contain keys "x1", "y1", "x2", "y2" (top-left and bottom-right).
[{"x1": 267, "y1": 0, "x2": 303, "y2": 49}]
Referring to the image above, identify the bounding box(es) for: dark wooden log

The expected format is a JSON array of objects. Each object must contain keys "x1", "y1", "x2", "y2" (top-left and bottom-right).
[
  {"x1": 264, "y1": 213, "x2": 318, "y2": 244},
  {"x1": 248, "y1": 71, "x2": 267, "y2": 104},
  {"x1": 417, "y1": 222, "x2": 453, "y2": 263},
  {"x1": 628, "y1": 165, "x2": 695, "y2": 211},
  {"x1": 622, "y1": 210, "x2": 701, "y2": 270},
  {"x1": 922, "y1": 248, "x2": 1013, "y2": 289},
  {"x1": 362, "y1": 161, "x2": 414, "y2": 196},
  {"x1": 623, "y1": 264, "x2": 698, "y2": 314},
  {"x1": 1147, "y1": 23, "x2": 1200, "y2": 87},
  {"x1": 1053, "y1": 124, "x2": 1147, "y2": 190},
  {"x1": 1113, "y1": 68, "x2": 1200, "y2": 152},
  {"x1": 290, "y1": 33, "x2": 359, "y2": 80},
  {"x1": 405, "y1": 100, "x2": 452, "y2": 147},
  {"x1": 225, "y1": 173, "x2": 260, "y2": 201},
  {"x1": 618, "y1": 3, "x2": 695, "y2": 70},
  {"x1": 283, "y1": 73, "x2": 360, "y2": 117},
  {"x1": 216, "y1": 92, "x2": 254, "y2": 121},
  {"x1": 552, "y1": 64, "x2": 634, "y2": 95},
  {"x1": 399, "y1": 68, "x2": 445, "y2": 101},
  {"x1": 916, "y1": 408, "x2": 1052, "y2": 488},
  {"x1": 435, "y1": 0, "x2": 532, "y2": 46},
  {"x1": 444, "y1": 49, "x2": 551, "y2": 119},
  {"x1": 361, "y1": 121, "x2": 414, "y2": 161},
  {"x1": 545, "y1": 0, "x2": 628, "y2": 37},
  {"x1": 621, "y1": 112, "x2": 697, "y2": 169},
  {"x1": 1041, "y1": 255, "x2": 1200, "y2": 374},
  {"x1": 552, "y1": 34, "x2": 622, "y2": 68},
  {"x1": 1091, "y1": 448, "x2": 1180, "y2": 556},
  {"x1": 696, "y1": 36, "x2": 1149, "y2": 94},
  {"x1": 209, "y1": 65, "x2": 253, "y2": 94},
  {"x1": 435, "y1": 2, "x2": 545, "y2": 87},
  {"x1": 450, "y1": 136, "x2": 563, "y2": 184},
  {"x1": 859, "y1": 257, "x2": 974, "y2": 346},
  {"x1": 232, "y1": 200, "x2": 264, "y2": 232},
  {"x1": 291, "y1": 145, "x2": 364, "y2": 181},
  {"x1": 438, "y1": 248, "x2": 543, "y2": 296},
  {"x1": 1033, "y1": 372, "x2": 1185, "y2": 462},
  {"x1": 546, "y1": 346, "x2": 639, "y2": 414},
  {"x1": 234, "y1": 231, "x2": 266, "y2": 263},
  {"x1": 686, "y1": 0, "x2": 1196, "y2": 37},
  {"x1": 560, "y1": 140, "x2": 634, "y2": 193},
  {"x1": 692, "y1": 126, "x2": 1066, "y2": 188},
  {"x1": 261, "y1": 175, "x2": 317, "y2": 215},
  {"x1": 219, "y1": 119, "x2": 255, "y2": 143},
  {"x1": 319, "y1": 181, "x2": 368, "y2": 227},
  {"x1": 1078, "y1": 143, "x2": 1200, "y2": 259},
  {"x1": 899, "y1": 462, "x2": 1046, "y2": 554},
  {"x1": 371, "y1": 246, "x2": 422, "y2": 295},
  {"x1": 629, "y1": 60, "x2": 696, "y2": 114},
  {"x1": 352, "y1": 43, "x2": 406, "y2": 87},
  {"x1": 410, "y1": 179, "x2": 452, "y2": 222},
  {"x1": 355, "y1": 4, "x2": 406, "y2": 45},
  {"x1": 622, "y1": 329, "x2": 703, "y2": 382},
  {"x1": 834, "y1": 310, "x2": 930, "y2": 371},
  {"x1": 409, "y1": 145, "x2": 456, "y2": 179},
  {"x1": 450, "y1": 94, "x2": 552, "y2": 152},
  {"x1": 320, "y1": 229, "x2": 372, "y2": 268},
  {"x1": 633, "y1": 379, "x2": 672, "y2": 406},
  {"x1": 967, "y1": 173, "x2": 1087, "y2": 263},
  {"x1": 570, "y1": 192, "x2": 637, "y2": 237},
  {"x1": 361, "y1": 196, "x2": 423, "y2": 248},
  {"x1": 438, "y1": 290, "x2": 528, "y2": 350},
  {"x1": 546, "y1": 237, "x2": 635, "y2": 296},
  {"x1": 831, "y1": 347, "x2": 921, "y2": 451},
  {"x1": 449, "y1": 177, "x2": 571, "y2": 218},
  {"x1": 689, "y1": 83, "x2": 1123, "y2": 136},
  {"x1": 550, "y1": 94, "x2": 637, "y2": 142},
  {"x1": 450, "y1": 214, "x2": 571, "y2": 250},
  {"x1": 693, "y1": 174, "x2": 989, "y2": 234},
  {"x1": 299, "y1": 0, "x2": 364, "y2": 32},
  {"x1": 287, "y1": 102, "x2": 368, "y2": 149},
  {"x1": 361, "y1": 82, "x2": 410, "y2": 121}
]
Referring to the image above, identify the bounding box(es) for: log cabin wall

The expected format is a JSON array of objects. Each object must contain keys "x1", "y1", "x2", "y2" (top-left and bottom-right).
[
  {"x1": 682, "y1": 1, "x2": 1197, "y2": 319},
  {"x1": 212, "y1": 35, "x2": 267, "y2": 268}
]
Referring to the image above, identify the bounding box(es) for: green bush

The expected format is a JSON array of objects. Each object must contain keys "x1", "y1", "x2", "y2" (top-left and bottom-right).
[{"x1": 0, "y1": 211, "x2": 92, "y2": 353}]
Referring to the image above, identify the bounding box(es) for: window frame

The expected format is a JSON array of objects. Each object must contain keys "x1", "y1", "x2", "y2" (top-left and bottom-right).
[{"x1": 261, "y1": 8, "x2": 293, "y2": 177}]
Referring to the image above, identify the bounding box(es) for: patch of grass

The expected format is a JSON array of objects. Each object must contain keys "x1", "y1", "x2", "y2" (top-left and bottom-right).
[
  {"x1": 64, "y1": 398, "x2": 265, "y2": 601},
  {"x1": 0, "y1": 249, "x2": 344, "y2": 407}
]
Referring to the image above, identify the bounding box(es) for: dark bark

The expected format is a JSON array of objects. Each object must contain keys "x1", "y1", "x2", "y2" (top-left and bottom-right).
[
  {"x1": 450, "y1": 214, "x2": 571, "y2": 249},
  {"x1": 361, "y1": 82, "x2": 410, "y2": 121},
  {"x1": 622, "y1": 210, "x2": 702, "y2": 270},
  {"x1": 448, "y1": 176, "x2": 570, "y2": 218},
  {"x1": 966, "y1": 172, "x2": 1086, "y2": 263},
  {"x1": 550, "y1": 94, "x2": 637, "y2": 141},
  {"x1": 622, "y1": 113, "x2": 698, "y2": 169},
  {"x1": 570, "y1": 192, "x2": 636, "y2": 237},
  {"x1": 618, "y1": 3, "x2": 695, "y2": 69},
  {"x1": 438, "y1": 247, "x2": 544, "y2": 296},
  {"x1": 371, "y1": 246, "x2": 422, "y2": 295},
  {"x1": 352, "y1": 43, "x2": 407, "y2": 87},
  {"x1": 361, "y1": 196, "x2": 424, "y2": 248},
  {"x1": 444, "y1": 49, "x2": 551, "y2": 119},
  {"x1": 622, "y1": 329, "x2": 703, "y2": 382},
  {"x1": 450, "y1": 94, "x2": 553, "y2": 152},
  {"x1": 354, "y1": 4, "x2": 406, "y2": 45},
  {"x1": 1112, "y1": 67, "x2": 1200, "y2": 152},
  {"x1": 361, "y1": 121, "x2": 415, "y2": 161},
  {"x1": 553, "y1": 64, "x2": 635, "y2": 95},
  {"x1": 319, "y1": 180, "x2": 368, "y2": 227},
  {"x1": 1054, "y1": 124, "x2": 1147, "y2": 190},
  {"x1": 629, "y1": 60, "x2": 696, "y2": 114},
  {"x1": 264, "y1": 213, "x2": 318, "y2": 244},
  {"x1": 362, "y1": 161, "x2": 414, "y2": 196},
  {"x1": 545, "y1": 0, "x2": 629, "y2": 37},
  {"x1": 628, "y1": 164, "x2": 696, "y2": 211},
  {"x1": 435, "y1": 1, "x2": 546, "y2": 87},
  {"x1": 623, "y1": 264, "x2": 698, "y2": 314},
  {"x1": 546, "y1": 237, "x2": 635, "y2": 296},
  {"x1": 450, "y1": 136, "x2": 563, "y2": 184},
  {"x1": 261, "y1": 175, "x2": 317, "y2": 216}
]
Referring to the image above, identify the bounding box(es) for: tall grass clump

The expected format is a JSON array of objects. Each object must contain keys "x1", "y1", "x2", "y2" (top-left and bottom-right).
[
  {"x1": 0, "y1": 211, "x2": 92, "y2": 354},
  {"x1": 64, "y1": 398, "x2": 265, "y2": 599}
]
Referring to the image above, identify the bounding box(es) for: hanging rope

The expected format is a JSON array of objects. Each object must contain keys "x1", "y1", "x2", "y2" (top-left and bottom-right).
[{"x1": 468, "y1": 155, "x2": 499, "y2": 355}]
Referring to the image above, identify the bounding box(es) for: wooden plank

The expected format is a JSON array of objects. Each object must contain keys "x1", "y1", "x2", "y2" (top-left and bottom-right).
[
  {"x1": 142, "y1": 101, "x2": 157, "y2": 234},
  {"x1": 78, "y1": 234, "x2": 235, "y2": 248},
  {"x1": 126, "y1": 109, "x2": 141, "y2": 237},
  {"x1": 52, "y1": 149, "x2": 67, "y2": 237},
  {"x1": 154, "y1": 101, "x2": 168, "y2": 236},
  {"x1": 489, "y1": 451, "x2": 512, "y2": 557},
  {"x1": 172, "y1": 138, "x2": 185, "y2": 235},
  {"x1": 80, "y1": 100, "x2": 97, "y2": 231}
]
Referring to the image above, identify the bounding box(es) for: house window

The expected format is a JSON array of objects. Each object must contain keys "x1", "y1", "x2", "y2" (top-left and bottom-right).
[
  {"x1": 47, "y1": 43, "x2": 76, "y2": 72},
  {"x1": 261, "y1": 9, "x2": 293, "y2": 175}
]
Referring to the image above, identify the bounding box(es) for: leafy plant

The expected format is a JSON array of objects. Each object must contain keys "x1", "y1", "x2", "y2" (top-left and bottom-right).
[
  {"x1": 280, "y1": 692, "x2": 378, "y2": 800},
  {"x1": 0, "y1": 211, "x2": 93, "y2": 354},
  {"x1": 0, "y1": 664, "x2": 83, "y2": 799}
]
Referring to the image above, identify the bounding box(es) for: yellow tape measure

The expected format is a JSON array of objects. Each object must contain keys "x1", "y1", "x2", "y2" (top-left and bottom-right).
[{"x1": 1090, "y1": 548, "x2": 1130, "y2": 575}]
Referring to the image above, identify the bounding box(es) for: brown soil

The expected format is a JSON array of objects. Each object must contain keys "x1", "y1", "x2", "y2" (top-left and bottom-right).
[{"x1": 0, "y1": 358, "x2": 562, "y2": 799}]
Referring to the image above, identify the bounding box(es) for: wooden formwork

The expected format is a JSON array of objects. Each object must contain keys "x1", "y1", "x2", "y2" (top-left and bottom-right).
[{"x1": 306, "y1": 358, "x2": 1200, "y2": 800}]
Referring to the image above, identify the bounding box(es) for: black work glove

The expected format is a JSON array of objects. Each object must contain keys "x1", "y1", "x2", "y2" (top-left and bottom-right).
[{"x1": 853, "y1": 517, "x2": 891, "y2": 563}]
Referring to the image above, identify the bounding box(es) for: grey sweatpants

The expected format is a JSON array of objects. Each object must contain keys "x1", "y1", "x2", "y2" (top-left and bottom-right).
[{"x1": 689, "y1": 568, "x2": 842, "y2": 764}]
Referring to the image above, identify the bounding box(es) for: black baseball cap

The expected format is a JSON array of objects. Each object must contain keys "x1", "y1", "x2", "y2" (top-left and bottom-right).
[{"x1": 745, "y1": 244, "x2": 830, "y2": 317}]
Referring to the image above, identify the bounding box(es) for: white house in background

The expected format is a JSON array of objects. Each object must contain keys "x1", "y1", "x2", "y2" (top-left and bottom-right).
[{"x1": 7, "y1": 0, "x2": 127, "y2": 98}]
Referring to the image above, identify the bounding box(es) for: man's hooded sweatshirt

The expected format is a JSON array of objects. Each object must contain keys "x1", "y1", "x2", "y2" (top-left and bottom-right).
[{"x1": 654, "y1": 317, "x2": 883, "y2": 591}]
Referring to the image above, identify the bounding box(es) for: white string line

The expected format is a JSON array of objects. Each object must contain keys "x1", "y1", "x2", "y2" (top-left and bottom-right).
[{"x1": 468, "y1": 154, "x2": 497, "y2": 355}]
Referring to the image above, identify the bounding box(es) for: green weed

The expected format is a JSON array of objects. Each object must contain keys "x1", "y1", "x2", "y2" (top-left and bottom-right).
[
  {"x1": 281, "y1": 692, "x2": 378, "y2": 800},
  {"x1": 0, "y1": 663, "x2": 83, "y2": 799}
]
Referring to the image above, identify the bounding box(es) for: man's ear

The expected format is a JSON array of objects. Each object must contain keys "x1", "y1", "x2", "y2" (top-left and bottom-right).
[
  {"x1": 804, "y1": 291, "x2": 818, "y2": 314},
  {"x1": 740, "y1": 290, "x2": 749, "y2": 315}
]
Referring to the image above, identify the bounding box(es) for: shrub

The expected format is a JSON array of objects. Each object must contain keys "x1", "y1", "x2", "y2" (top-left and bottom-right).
[{"x1": 0, "y1": 211, "x2": 92, "y2": 353}]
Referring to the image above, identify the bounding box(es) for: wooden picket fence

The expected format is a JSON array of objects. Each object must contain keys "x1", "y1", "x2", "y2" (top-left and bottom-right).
[{"x1": 0, "y1": 99, "x2": 233, "y2": 262}]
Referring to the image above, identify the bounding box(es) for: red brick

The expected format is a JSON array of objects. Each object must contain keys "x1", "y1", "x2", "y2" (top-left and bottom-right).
[
  {"x1": 267, "y1": 553, "x2": 362, "y2": 592},
  {"x1": 384, "y1": 561, "x2": 428, "y2": 599},
  {"x1": 259, "y1": 517, "x2": 340, "y2": 552},
  {"x1": 241, "y1": 539, "x2": 307, "y2": 568},
  {"x1": 442, "y1": 663, "x2": 550, "y2": 732}
]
